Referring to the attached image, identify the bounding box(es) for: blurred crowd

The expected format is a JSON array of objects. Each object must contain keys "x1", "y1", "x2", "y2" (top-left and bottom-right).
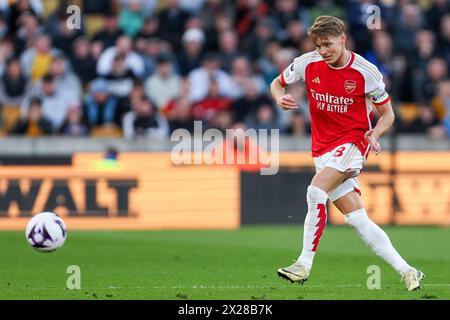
[{"x1": 0, "y1": 0, "x2": 449, "y2": 139}]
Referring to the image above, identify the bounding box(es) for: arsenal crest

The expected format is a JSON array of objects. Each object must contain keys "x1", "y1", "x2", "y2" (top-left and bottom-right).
[{"x1": 344, "y1": 80, "x2": 356, "y2": 93}]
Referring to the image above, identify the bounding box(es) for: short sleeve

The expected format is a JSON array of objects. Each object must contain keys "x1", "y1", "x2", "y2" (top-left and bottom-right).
[
  {"x1": 280, "y1": 60, "x2": 302, "y2": 87},
  {"x1": 279, "y1": 52, "x2": 320, "y2": 87},
  {"x1": 366, "y1": 67, "x2": 390, "y2": 106}
]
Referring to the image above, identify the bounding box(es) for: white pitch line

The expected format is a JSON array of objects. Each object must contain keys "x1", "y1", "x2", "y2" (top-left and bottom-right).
[
  {"x1": 103, "y1": 283, "x2": 450, "y2": 290},
  {"x1": 4, "y1": 284, "x2": 449, "y2": 291}
]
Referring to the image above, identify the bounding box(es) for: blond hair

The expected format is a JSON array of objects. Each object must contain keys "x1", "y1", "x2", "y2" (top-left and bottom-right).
[{"x1": 307, "y1": 16, "x2": 346, "y2": 42}]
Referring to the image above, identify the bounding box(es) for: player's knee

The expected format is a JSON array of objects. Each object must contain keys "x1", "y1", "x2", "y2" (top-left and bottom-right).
[
  {"x1": 344, "y1": 208, "x2": 369, "y2": 228},
  {"x1": 306, "y1": 185, "x2": 328, "y2": 203}
]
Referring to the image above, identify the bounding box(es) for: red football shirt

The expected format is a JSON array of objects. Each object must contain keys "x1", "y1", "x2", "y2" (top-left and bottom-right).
[{"x1": 279, "y1": 51, "x2": 390, "y2": 158}]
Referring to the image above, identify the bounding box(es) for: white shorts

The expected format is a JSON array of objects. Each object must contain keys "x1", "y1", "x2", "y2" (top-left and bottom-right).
[{"x1": 313, "y1": 143, "x2": 365, "y2": 202}]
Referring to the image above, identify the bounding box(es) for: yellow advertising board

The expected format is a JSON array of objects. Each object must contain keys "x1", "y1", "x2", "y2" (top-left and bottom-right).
[
  {"x1": 0, "y1": 151, "x2": 448, "y2": 230},
  {"x1": 0, "y1": 153, "x2": 240, "y2": 230},
  {"x1": 280, "y1": 152, "x2": 450, "y2": 226}
]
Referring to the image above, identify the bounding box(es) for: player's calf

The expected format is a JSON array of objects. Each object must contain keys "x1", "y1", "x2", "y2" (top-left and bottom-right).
[{"x1": 344, "y1": 208, "x2": 426, "y2": 291}]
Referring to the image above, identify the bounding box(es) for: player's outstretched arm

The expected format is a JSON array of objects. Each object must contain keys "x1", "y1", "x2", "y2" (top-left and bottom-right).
[
  {"x1": 270, "y1": 76, "x2": 298, "y2": 110},
  {"x1": 365, "y1": 100, "x2": 395, "y2": 154}
]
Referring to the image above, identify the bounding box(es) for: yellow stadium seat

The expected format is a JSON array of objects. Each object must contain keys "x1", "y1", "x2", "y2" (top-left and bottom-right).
[
  {"x1": 42, "y1": 0, "x2": 59, "y2": 18},
  {"x1": 85, "y1": 14, "x2": 106, "y2": 37},
  {"x1": 2, "y1": 106, "x2": 21, "y2": 131},
  {"x1": 90, "y1": 125, "x2": 123, "y2": 137},
  {"x1": 397, "y1": 103, "x2": 419, "y2": 124},
  {"x1": 431, "y1": 97, "x2": 447, "y2": 121},
  {"x1": 42, "y1": 0, "x2": 83, "y2": 18}
]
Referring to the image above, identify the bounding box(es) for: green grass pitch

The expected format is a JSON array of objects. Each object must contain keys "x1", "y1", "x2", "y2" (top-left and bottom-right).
[{"x1": 0, "y1": 226, "x2": 448, "y2": 300}]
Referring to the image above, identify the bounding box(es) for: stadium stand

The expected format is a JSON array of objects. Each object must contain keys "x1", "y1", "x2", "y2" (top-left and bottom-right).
[{"x1": 0, "y1": 0, "x2": 448, "y2": 139}]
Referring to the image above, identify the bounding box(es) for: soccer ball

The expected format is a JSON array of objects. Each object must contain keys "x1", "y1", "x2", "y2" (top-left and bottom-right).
[{"x1": 25, "y1": 212, "x2": 67, "y2": 252}]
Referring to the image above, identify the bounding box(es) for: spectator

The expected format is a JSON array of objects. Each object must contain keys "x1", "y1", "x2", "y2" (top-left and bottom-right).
[
  {"x1": 14, "y1": 12, "x2": 43, "y2": 55},
  {"x1": 114, "y1": 79, "x2": 146, "y2": 124},
  {"x1": 49, "y1": 54, "x2": 82, "y2": 105},
  {"x1": 229, "y1": 55, "x2": 266, "y2": 99},
  {"x1": 135, "y1": 16, "x2": 161, "y2": 42},
  {"x1": 208, "y1": 109, "x2": 234, "y2": 133},
  {"x1": 139, "y1": 37, "x2": 164, "y2": 78},
  {"x1": 298, "y1": 34, "x2": 316, "y2": 53},
  {"x1": 428, "y1": 80, "x2": 450, "y2": 138},
  {"x1": 165, "y1": 96, "x2": 195, "y2": 133},
  {"x1": 309, "y1": 0, "x2": 345, "y2": 24},
  {"x1": 21, "y1": 73, "x2": 72, "y2": 130},
  {"x1": 59, "y1": 105, "x2": 89, "y2": 136},
  {"x1": 20, "y1": 33, "x2": 63, "y2": 82},
  {"x1": 397, "y1": 105, "x2": 440, "y2": 134},
  {"x1": 393, "y1": 3, "x2": 426, "y2": 56},
  {"x1": 188, "y1": 52, "x2": 234, "y2": 102},
  {"x1": 144, "y1": 54, "x2": 181, "y2": 110},
  {"x1": 46, "y1": 0, "x2": 85, "y2": 39},
  {"x1": 432, "y1": 80, "x2": 450, "y2": 121},
  {"x1": 235, "y1": 0, "x2": 269, "y2": 40},
  {"x1": 177, "y1": 28, "x2": 205, "y2": 76},
  {"x1": 282, "y1": 19, "x2": 306, "y2": 49},
  {"x1": 178, "y1": 0, "x2": 205, "y2": 15},
  {"x1": 192, "y1": 77, "x2": 232, "y2": 124},
  {"x1": 104, "y1": 53, "x2": 137, "y2": 103},
  {"x1": 0, "y1": 38, "x2": 14, "y2": 77},
  {"x1": 396, "y1": 30, "x2": 437, "y2": 103},
  {"x1": 285, "y1": 109, "x2": 308, "y2": 136},
  {"x1": 83, "y1": 0, "x2": 113, "y2": 14},
  {"x1": 0, "y1": 56, "x2": 30, "y2": 105},
  {"x1": 70, "y1": 36, "x2": 97, "y2": 85},
  {"x1": 83, "y1": 78, "x2": 119, "y2": 128},
  {"x1": 96, "y1": 35, "x2": 145, "y2": 78},
  {"x1": 0, "y1": 101, "x2": 4, "y2": 130},
  {"x1": 413, "y1": 57, "x2": 448, "y2": 105},
  {"x1": 122, "y1": 97, "x2": 169, "y2": 139},
  {"x1": 244, "y1": 102, "x2": 280, "y2": 131},
  {"x1": 0, "y1": 11, "x2": 7, "y2": 40},
  {"x1": 204, "y1": 14, "x2": 234, "y2": 53},
  {"x1": 410, "y1": 30, "x2": 437, "y2": 73},
  {"x1": 346, "y1": 0, "x2": 379, "y2": 55},
  {"x1": 50, "y1": 20, "x2": 83, "y2": 58},
  {"x1": 425, "y1": 0, "x2": 450, "y2": 35},
  {"x1": 217, "y1": 30, "x2": 241, "y2": 72},
  {"x1": 436, "y1": 14, "x2": 450, "y2": 68},
  {"x1": 92, "y1": 14, "x2": 123, "y2": 49},
  {"x1": 118, "y1": 0, "x2": 145, "y2": 38},
  {"x1": 90, "y1": 40, "x2": 104, "y2": 61},
  {"x1": 11, "y1": 97, "x2": 53, "y2": 136},
  {"x1": 231, "y1": 79, "x2": 272, "y2": 122},
  {"x1": 119, "y1": 0, "x2": 157, "y2": 18},
  {"x1": 0, "y1": 0, "x2": 448, "y2": 139},
  {"x1": 6, "y1": 0, "x2": 43, "y2": 34},
  {"x1": 199, "y1": 2, "x2": 234, "y2": 48},
  {"x1": 270, "y1": 0, "x2": 309, "y2": 41},
  {"x1": 243, "y1": 18, "x2": 275, "y2": 61},
  {"x1": 157, "y1": 0, "x2": 191, "y2": 51},
  {"x1": 364, "y1": 31, "x2": 395, "y2": 77},
  {"x1": 257, "y1": 39, "x2": 282, "y2": 85}
]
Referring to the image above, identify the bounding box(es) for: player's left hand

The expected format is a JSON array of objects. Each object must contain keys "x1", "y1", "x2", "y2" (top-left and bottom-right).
[{"x1": 365, "y1": 129, "x2": 381, "y2": 154}]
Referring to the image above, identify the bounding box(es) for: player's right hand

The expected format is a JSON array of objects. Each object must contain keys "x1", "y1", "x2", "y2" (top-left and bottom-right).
[{"x1": 277, "y1": 94, "x2": 298, "y2": 110}]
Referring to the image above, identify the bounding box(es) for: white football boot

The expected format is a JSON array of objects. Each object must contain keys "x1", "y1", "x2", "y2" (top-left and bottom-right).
[
  {"x1": 277, "y1": 261, "x2": 309, "y2": 284},
  {"x1": 402, "y1": 268, "x2": 425, "y2": 291}
]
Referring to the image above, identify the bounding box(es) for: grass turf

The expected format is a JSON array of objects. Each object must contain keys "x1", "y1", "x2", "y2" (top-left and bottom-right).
[{"x1": 0, "y1": 226, "x2": 448, "y2": 300}]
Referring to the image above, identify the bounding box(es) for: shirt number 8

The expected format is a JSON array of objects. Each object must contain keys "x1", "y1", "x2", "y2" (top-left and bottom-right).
[{"x1": 334, "y1": 146, "x2": 346, "y2": 157}]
